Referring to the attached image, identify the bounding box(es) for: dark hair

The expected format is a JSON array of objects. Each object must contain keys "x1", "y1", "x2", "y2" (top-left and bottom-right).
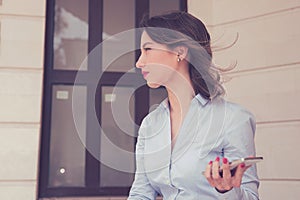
[{"x1": 139, "y1": 11, "x2": 229, "y2": 100}]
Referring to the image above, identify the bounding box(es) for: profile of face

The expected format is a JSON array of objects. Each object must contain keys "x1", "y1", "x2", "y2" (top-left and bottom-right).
[{"x1": 136, "y1": 31, "x2": 186, "y2": 88}]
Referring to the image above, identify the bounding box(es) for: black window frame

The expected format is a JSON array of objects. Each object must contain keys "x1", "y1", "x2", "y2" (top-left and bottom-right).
[{"x1": 38, "y1": 0, "x2": 187, "y2": 198}]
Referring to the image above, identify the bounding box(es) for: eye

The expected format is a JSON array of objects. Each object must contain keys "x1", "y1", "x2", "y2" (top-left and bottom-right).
[{"x1": 144, "y1": 47, "x2": 152, "y2": 51}]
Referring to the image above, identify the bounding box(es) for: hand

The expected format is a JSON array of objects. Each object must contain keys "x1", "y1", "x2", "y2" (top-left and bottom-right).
[{"x1": 204, "y1": 157, "x2": 251, "y2": 193}]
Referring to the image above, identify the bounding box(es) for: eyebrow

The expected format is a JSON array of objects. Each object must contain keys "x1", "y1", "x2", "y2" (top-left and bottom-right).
[{"x1": 142, "y1": 42, "x2": 154, "y2": 48}]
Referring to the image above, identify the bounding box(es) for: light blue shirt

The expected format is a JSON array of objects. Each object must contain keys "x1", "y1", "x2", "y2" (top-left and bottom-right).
[{"x1": 128, "y1": 94, "x2": 259, "y2": 200}]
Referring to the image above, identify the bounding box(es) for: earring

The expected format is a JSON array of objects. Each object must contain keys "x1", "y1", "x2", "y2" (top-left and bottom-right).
[{"x1": 177, "y1": 55, "x2": 181, "y2": 62}]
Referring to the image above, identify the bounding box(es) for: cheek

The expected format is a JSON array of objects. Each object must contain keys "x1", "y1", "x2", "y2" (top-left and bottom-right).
[
  {"x1": 145, "y1": 54, "x2": 178, "y2": 82},
  {"x1": 148, "y1": 63, "x2": 175, "y2": 76},
  {"x1": 147, "y1": 64, "x2": 178, "y2": 85},
  {"x1": 148, "y1": 52, "x2": 176, "y2": 67},
  {"x1": 158, "y1": 55, "x2": 177, "y2": 68}
]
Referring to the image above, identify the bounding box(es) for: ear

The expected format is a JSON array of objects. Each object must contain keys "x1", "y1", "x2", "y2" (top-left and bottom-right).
[{"x1": 174, "y1": 46, "x2": 189, "y2": 60}]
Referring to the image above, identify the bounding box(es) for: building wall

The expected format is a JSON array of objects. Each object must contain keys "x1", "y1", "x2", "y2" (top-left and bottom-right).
[
  {"x1": 189, "y1": 0, "x2": 300, "y2": 199},
  {"x1": 0, "y1": 0, "x2": 46, "y2": 199}
]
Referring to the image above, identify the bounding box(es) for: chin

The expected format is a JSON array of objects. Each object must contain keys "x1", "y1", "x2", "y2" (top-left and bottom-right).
[{"x1": 147, "y1": 82, "x2": 161, "y2": 89}]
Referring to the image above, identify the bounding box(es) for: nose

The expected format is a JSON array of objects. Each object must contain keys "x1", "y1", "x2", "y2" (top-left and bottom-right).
[{"x1": 135, "y1": 53, "x2": 145, "y2": 69}]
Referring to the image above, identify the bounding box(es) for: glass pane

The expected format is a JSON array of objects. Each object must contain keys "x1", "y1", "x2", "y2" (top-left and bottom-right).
[
  {"x1": 48, "y1": 85, "x2": 87, "y2": 187},
  {"x1": 149, "y1": 87, "x2": 168, "y2": 112},
  {"x1": 53, "y1": 0, "x2": 89, "y2": 71},
  {"x1": 150, "y1": 0, "x2": 180, "y2": 17},
  {"x1": 102, "y1": 0, "x2": 136, "y2": 72},
  {"x1": 100, "y1": 86, "x2": 135, "y2": 187}
]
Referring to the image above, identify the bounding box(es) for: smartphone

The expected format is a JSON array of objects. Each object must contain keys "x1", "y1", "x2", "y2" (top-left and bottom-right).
[
  {"x1": 202, "y1": 156, "x2": 263, "y2": 177},
  {"x1": 219, "y1": 156, "x2": 263, "y2": 177}
]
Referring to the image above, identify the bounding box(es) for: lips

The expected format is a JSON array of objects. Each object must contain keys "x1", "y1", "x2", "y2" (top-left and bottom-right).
[{"x1": 141, "y1": 71, "x2": 149, "y2": 78}]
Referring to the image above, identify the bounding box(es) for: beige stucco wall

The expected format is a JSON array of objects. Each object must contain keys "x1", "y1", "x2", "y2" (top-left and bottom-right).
[
  {"x1": 189, "y1": 0, "x2": 300, "y2": 199},
  {"x1": 0, "y1": 0, "x2": 46, "y2": 199}
]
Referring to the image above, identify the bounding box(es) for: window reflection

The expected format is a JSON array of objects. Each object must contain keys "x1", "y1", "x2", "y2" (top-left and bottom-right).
[
  {"x1": 150, "y1": 0, "x2": 180, "y2": 17},
  {"x1": 48, "y1": 85, "x2": 87, "y2": 187},
  {"x1": 100, "y1": 86, "x2": 135, "y2": 187},
  {"x1": 102, "y1": 0, "x2": 136, "y2": 72},
  {"x1": 53, "y1": 0, "x2": 89, "y2": 70}
]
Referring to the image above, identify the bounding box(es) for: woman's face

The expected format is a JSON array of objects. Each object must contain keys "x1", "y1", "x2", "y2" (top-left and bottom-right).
[{"x1": 136, "y1": 31, "x2": 180, "y2": 88}]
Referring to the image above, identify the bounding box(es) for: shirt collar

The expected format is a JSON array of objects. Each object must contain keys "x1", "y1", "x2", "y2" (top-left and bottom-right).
[
  {"x1": 160, "y1": 93, "x2": 209, "y2": 110},
  {"x1": 160, "y1": 98, "x2": 169, "y2": 110},
  {"x1": 195, "y1": 93, "x2": 210, "y2": 106}
]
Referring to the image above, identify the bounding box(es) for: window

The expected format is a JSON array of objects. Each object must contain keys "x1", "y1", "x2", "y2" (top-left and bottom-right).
[{"x1": 38, "y1": 0, "x2": 187, "y2": 198}]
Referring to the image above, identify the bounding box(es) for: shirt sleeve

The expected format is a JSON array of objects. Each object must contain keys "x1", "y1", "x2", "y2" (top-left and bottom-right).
[
  {"x1": 128, "y1": 117, "x2": 158, "y2": 200},
  {"x1": 218, "y1": 106, "x2": 260, "y2": 200}
]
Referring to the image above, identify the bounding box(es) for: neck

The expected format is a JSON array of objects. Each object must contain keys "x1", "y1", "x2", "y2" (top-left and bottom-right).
[
  {"x1": 160, "y1": 60, "x2": 195, "y2": 114},
  {"x1": 165, "y1": 74, "x2": 195, "y2": 114}
]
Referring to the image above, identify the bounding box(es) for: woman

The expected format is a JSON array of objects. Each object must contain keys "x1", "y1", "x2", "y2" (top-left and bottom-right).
[{"x1": 128, "y1": 11, "x2": 259, "y2": 200}]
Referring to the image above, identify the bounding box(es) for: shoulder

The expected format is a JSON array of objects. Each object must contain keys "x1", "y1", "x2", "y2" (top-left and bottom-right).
[
  {"x1": 205, "y1": 97, "x2": 254, "y2": 118},
  {"x1": 225, "y1": 100, "x2": 255, "y2": 122},
  {"x1": 208, "y1": 97, "x2": 256, "y2": 133},
  {"x1": 222, "y1": 99, "x2": 256, "y2": 134}
]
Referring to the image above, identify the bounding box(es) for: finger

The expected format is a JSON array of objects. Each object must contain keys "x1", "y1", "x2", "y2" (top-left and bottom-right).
[
  {"x1": 221, "y1": 157, "x2": 233, "y2": 190},
  {"x1": 212, "y1": 157, "x2": 222, "y2": 187},
  {"x1": 204, "y1": 161, "x2": 215, "y2": 187},
  {"x1": 212, "y1": 157, "x2": 220, "y2": 179},
  {"x1": 232, "y1": 163, "x2": 247, "y2": 187}
]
